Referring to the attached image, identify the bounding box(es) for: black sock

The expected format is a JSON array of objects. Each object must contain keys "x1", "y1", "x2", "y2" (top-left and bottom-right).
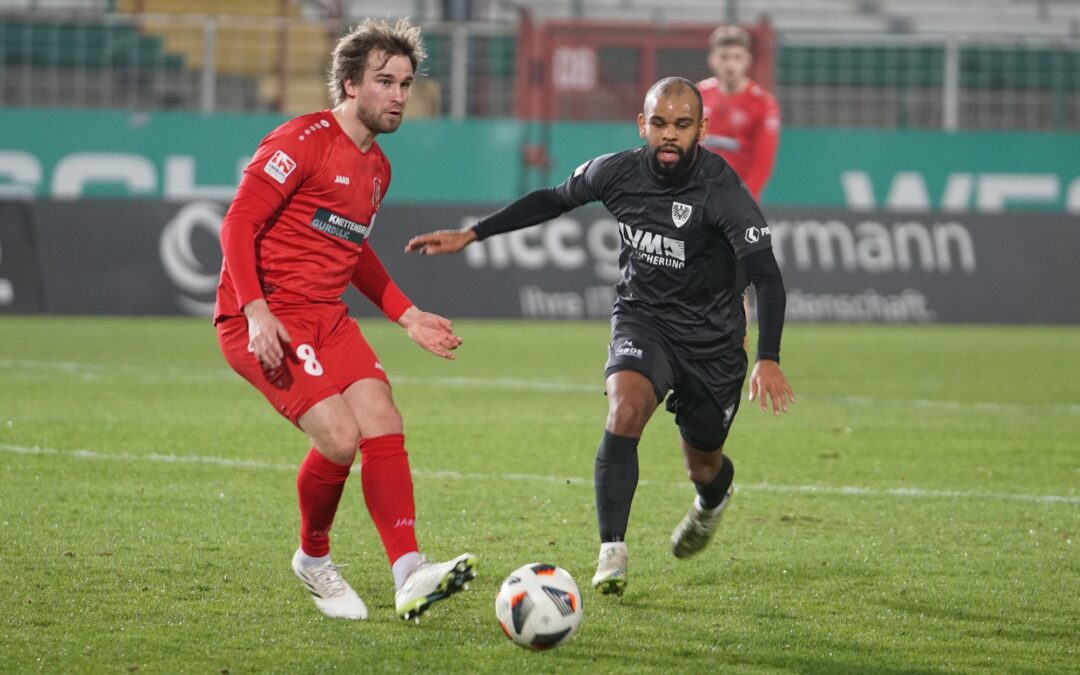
[
  {"x1": 695, "y1": 454, "x2": 734, "y2": 510},
  {"x1": 594, "y1": 430, "x2": 639, "y2": 543}
]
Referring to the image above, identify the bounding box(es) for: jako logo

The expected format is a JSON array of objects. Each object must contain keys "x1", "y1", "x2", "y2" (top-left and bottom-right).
[
  {"x1": 335, "y1": 175, "x2": 350, "y2": 185},
  {"x1": 745, "y1": 225, "x2": 771, "y2": 243}
]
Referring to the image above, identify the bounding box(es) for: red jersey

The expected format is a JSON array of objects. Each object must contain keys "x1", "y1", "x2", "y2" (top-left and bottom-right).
[
  {"x1": 697, "y1": 77, "x2": 781, "y2": 200},
  {"x1": 215, "y1": 110, "x2": 411, "y2": 322}
]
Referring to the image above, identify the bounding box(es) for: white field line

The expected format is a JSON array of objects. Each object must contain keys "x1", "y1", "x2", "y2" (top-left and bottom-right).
[
  {"x1": 2, "y1": 358, "x2": 1079, "y2": 415},
  {"x1": 1, "y1": 443, "x2": 1077, "y2": 506}
]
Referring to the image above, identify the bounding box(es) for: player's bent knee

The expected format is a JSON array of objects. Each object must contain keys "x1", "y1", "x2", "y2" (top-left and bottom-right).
[
  {"x1": 344, "y1": 379, "x2": 403, "y2": 437},
  {"x1": 679, "y1": 425, "x2": 727, "y2": 454},
  {"x1": 300, "y1": 404, "x2": 362, "y2": 463},
  {"x1": 318, "y1": 427, "x2": 361, "y2": 464},
  {"x1": 607, "y1": 399, "x2": 652, "y2": 436}
]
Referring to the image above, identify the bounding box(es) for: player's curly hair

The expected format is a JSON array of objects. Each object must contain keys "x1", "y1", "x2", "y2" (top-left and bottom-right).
[{"x1": 327, "y1": 17, "x2": 427, "y2": 105}]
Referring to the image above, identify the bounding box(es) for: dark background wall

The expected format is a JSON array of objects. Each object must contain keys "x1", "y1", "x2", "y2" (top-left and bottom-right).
[{"x1": 2, "y1": 199, "x2": 1076, "y2": 324}]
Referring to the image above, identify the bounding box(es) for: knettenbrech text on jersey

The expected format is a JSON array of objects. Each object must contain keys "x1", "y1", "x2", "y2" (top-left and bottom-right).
[{"x1": 310, "y1": 208, "x2": 372, "y2": 245}]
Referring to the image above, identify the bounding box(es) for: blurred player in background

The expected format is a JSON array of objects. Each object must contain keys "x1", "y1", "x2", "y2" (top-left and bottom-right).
[
  {"x1": 214, "y1": 18, "x2": 476, "y2": 623},
  {"x1": 698, "y1": 24, "x2": 780, "y2": 201},
  {"x1": 699, "y1": 24, "x2": 782, "y2": 343},
  {"x1": 406, "y1": 77, "x2": 795, "y2": 596}
]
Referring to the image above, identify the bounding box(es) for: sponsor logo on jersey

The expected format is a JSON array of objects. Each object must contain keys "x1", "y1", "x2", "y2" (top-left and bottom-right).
[
  {"x1": 310, "y1": 208, "x2": 372, "y2": 245},
  {"x1": 614, "y1": 339, "x2": 643, "y2": 359},
  {"x1": 264, "y1": 150, "x2": 296, "y2": 184},
  {"x1": 744, "y1": 225, "x2": 771, "y2": 243},
  {"x1": 618, "y1": 222, "x2": 685, "y2": 270},
  {"x1": 335, "y1": 175, "x2": 350, "y2": 185},
  {"x1": 671, "y1": 202, "x2": 693, "y2": 228}
]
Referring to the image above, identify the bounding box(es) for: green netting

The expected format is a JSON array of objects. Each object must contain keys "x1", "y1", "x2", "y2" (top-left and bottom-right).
[{"x1": 778, "y1": 45, "x2": 1078, "y2": 91}]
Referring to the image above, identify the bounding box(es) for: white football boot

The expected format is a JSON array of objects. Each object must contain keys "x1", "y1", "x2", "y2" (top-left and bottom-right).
[
  {"x1": 591, "y1": 542, "x2": 628, "y2": 595},
  {"x1": 671, "y1": 485, "x2": 734, "y2": 559},
  {"x1": 291, "y1": 549, "x2": 369, "y2": 620},
  {"x1": 395, "y1": 553, "x2": 478, "y2": 622}
]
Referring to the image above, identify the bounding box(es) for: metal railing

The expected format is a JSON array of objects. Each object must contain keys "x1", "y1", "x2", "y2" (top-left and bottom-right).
[
  {"x1": 780, "y1": 33, "x2": 1080, "y2": 131},
  {"x1": 1, "y1": 9, "x2": 1077, "y2": 130}
]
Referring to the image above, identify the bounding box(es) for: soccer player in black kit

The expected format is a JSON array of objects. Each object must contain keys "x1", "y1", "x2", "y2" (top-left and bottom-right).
[{"x1": 406, "y1": 77, "x2": 795, "y2": 595}]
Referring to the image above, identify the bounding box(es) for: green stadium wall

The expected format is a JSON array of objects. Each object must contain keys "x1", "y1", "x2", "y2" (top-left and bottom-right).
[{"x1": 1, "y1": 109, "x2": 1079, "y2": 212}]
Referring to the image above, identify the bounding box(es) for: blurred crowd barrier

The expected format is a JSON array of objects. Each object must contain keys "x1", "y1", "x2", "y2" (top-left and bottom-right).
[{"x1": 1, "y1": 2, "x2": 1078, "y2": 130}]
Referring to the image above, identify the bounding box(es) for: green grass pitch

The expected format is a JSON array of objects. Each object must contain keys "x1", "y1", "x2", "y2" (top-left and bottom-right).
[{"x1": 1, "y1": 316, "x2": 1077, "y2": 673}]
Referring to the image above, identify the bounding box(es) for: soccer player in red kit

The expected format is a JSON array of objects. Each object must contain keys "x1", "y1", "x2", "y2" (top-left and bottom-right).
[
  {"x1": 699, "y1": 24, "x2": 781, "y2": 337},
  {"x1": 214, "y1": 18, "x2": 476, "y2": 623},
  {"x1": 698, "y1": 25, "x2": 781, "y2": 201}
]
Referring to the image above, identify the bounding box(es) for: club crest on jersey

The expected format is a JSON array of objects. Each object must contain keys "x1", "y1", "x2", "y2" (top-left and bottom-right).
[
  {"x1": 264, "y1": 150, "x2": 296, "y2": 184},
  {"x1": 671, "y1": 202, "x2": 693, "y2": 228},
  {"x1": 372, "y1": 177, "x2": 383, "y2": 211}
]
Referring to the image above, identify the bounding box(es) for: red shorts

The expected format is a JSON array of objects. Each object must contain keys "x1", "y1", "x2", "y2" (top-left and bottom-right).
[{"x1": 217, "y1": 303, "x2": 389, "y2": 426}]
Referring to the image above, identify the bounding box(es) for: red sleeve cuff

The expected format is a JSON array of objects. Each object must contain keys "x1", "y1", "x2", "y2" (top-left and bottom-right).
[
  {"x1": 379, "y1": 283, "x2": 414, "y2": 323},
  {"x1": 351, "y1": 244, "x2": 413, "y2": 321}
]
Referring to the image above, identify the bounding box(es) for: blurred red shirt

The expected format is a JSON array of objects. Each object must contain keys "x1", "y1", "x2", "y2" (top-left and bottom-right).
[{"x1": 698, "y1": 77, "x2": 781, "y2": 200}]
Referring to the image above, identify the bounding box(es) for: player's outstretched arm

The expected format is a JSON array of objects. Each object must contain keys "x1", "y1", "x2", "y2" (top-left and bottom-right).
[
  {"x1": 748, "y1": 359, "x2": 795, "y2": 416},
  {"x1": 405, "y1": 228, "x2": 477, "y2": 255},
  {"x1": 407, "y1": 187, "x2": 579, "y2": 257},
  {"x1": 397, "y1": 306, "x2": 463, "y2": 360}
]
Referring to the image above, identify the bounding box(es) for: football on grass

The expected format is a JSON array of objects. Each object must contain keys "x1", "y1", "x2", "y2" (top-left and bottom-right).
[{"x1": 495, "y1": 563, "x2": 583, "y2": 650}]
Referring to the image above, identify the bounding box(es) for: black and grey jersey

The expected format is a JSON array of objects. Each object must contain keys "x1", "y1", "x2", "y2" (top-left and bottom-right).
[{"x1": 552, "y1": 146, "x2": 773, "y2": 358}]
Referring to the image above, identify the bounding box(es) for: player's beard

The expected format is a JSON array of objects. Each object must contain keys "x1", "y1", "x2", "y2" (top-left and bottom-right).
[
  {"x1": 356, "y1": 104, "x2": 403, "y2": 135},
  {"x1": 648, "y1": 142, "x2": 696, "y2": 178}
]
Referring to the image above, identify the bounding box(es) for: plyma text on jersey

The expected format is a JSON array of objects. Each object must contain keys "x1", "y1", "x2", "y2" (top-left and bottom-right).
[{"x1": 618, "y1": 222, "x2": 685, "y2": 270}]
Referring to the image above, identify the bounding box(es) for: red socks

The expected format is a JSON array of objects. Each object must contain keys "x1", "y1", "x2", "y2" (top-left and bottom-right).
[
  {"x1": 359, "y1": 433, "x2": 418, "y2": 564},
  {"x1": 296, "y1": 435, "x2": 419, "y2": 564},
  {"x1": 296, "y1": 447, "x2": 352, "y2": 558}
]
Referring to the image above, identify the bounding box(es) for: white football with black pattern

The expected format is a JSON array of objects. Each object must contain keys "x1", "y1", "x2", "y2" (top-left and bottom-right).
[{"x1": 495, "y1": 563, "x2": 583, "y2": 650}]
